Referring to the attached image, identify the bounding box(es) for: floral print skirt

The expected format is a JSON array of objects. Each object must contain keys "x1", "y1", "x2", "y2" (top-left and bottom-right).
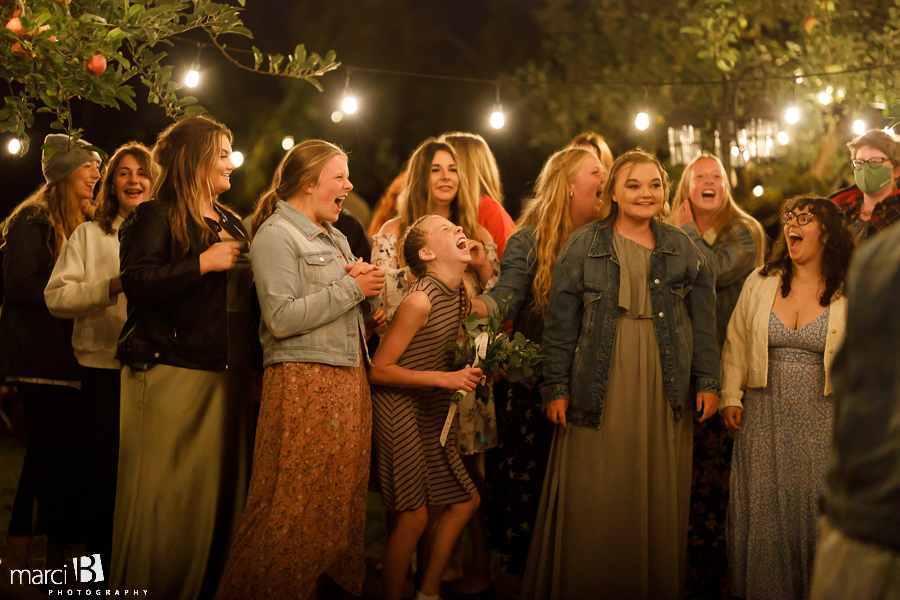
[{"x1": 215, "y1": 360, "x2": 372, "y2": 599}]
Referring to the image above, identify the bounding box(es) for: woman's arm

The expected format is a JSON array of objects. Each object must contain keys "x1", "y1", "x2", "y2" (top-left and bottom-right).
[
  {"x1": 718, "y1": 273, "x2": 758, "y2": 427},
  {"x1": 681, "y1": 220, "x2": 759, "y2": 287},
  {"x1": 251, "y1": 224, "x2": 367, "y2": 339},
  {"x1": 45, "y1": 224, "x2": 117, "y2": 319},
  {"x1": 685, "y1": 255, "x2": 721, "y2": 395},
  {"x1": 3, "y1": 210, "x2": 55, "y2": 306},
  {"x1": 539, "y1": 238, "x2": 585, "y2": 408},
  {"x1": 119, "y1": 201, "x2": 206, "y2": 306},
  {"x1": 474, "y1": 228, "x2": 534, "y2": 319},
  {"x1": 368, "y1": 290, "x2": 481, "y2": 391}
]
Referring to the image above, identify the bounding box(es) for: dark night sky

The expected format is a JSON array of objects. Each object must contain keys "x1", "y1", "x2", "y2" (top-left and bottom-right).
[{"x1": 0, "y1": 0, "x2": 544, "y2": 222}]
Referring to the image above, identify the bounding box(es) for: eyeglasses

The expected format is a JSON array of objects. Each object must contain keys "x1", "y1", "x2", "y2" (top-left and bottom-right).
[
  {"x1": 781, "y1": 211, "x2": 816, "y2": 226},
  {"x1": 850, "y1": 157, "x2": 891, "y2": 169}
]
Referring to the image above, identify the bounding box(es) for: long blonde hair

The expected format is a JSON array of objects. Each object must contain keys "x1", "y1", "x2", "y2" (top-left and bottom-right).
[
  {"x1": 0, "y1": 172, "x2": 95, "y2": 260},
  {"x1": 517, "y1": 146, "x2": 594, "y2": 315},
  {"x1": 668, "y1": 154, "x2": 766, "y2": 267},
  {"x1": 151, "y1": 115, "x2": 236, "y2": 254},
  {"x1": 440, "y1": 132, "x2": 505, "y2": 206},
  {"x1": 95, "y1": 142, "x2": 156, "y2": 235},
  {"x1": 251, "y1": 140, "x2": 347, "y2": 237},
  {"x1": 598, "y1": 149, "x2": 671, "y2": 223},
  {"x1": 569, "y1": 131, "x2": 614, "y2": 173},
  {"x1": 399, "y1": 138, "x2": 482, "y2": 243}
]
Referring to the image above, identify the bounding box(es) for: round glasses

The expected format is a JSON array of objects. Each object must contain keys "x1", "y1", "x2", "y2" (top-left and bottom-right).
[{"x1": 781, "y1": 211, "x2": 815, "y2": 226}]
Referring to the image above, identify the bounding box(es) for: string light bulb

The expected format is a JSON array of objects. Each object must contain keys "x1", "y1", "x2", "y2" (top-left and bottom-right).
[
  {"x1": 282, "y1": 136, "x2": 295, "y2": 150},
  {"x1": 184, "y1": 43, "x2": 202, "y2": 88},
  {"x1": 777, "y1": 131, "x2": 789, "y2": 145},
  {"x1": 7, "y1": 138, "x2": 21, "y2": 155},
  {"x1": 752, "y1": 185, "x2": 764, "y2": 197},
  {"x1": 489, "y1": 82, "x2": 505, "y2": 129},
  {"x1": 230, "y1": 151, "x2": 244, "y2": 168},
  {"x1": 635, "y1": 111, "x2": 650, "y2": 131},
  {"x1": 785, "y1": 106, "x2": 800, "y2": 124},
  {"x1": 853, "y1": 120, "x2": 867, "y2": 136},
  {"x1": 341, "y1": 69, "x2": 358, "y2": 115}
]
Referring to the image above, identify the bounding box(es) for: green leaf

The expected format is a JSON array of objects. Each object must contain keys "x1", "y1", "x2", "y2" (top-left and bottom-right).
[{"x1": 252, "y1": 46, "x2": 263, "y2": 70}]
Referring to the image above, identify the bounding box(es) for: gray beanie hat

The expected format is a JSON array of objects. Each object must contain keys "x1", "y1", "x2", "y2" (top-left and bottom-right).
[{"x1": 42, "y1": 134, "x2": 102, "y2": 186}]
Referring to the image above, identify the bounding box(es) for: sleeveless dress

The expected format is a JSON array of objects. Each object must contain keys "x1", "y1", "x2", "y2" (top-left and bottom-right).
[
  {"x1": 521, "y1": 233, "x2": 693, "y2": 600},
  {"x1": 371, "y1": 232, "x2": 499, "y2": 454},
  {"x1": 370, "y1": 274, "x2": 476, "y2": 511},
  {"x1": 728, "y1": 308, "x2": 833, "y2": 600}
]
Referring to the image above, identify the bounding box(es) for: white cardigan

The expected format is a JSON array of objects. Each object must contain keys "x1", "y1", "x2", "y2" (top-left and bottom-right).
[
  {"x1": 44, "y1": 218, "x2": 125, "y2": 370},
  {"x1": 720, "y1": 266, "x2": 847, "y2": 410}
]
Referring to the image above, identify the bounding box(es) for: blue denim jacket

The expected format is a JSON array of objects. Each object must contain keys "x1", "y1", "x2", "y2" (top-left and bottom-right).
[
  {"x1": 250, "y1": 201, "x2": 380, "y2": 367},
  {"x1": 540, "y1": 216, "x2": 721, "y2": 428},
  {"x1": 824, "y1": 226, "x2": 900, "y2": 553}
]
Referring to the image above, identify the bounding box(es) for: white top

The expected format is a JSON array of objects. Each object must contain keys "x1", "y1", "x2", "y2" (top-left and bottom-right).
[
  {"x1": 720, "y1": 266, "x2": 847, "y2": 410},
  {"x1": 44, "y1": 217, "x2": 125, "y2": 370}
]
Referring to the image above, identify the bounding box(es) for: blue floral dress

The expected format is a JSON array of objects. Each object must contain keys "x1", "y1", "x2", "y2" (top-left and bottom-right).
[{"x1": 727, "y1": 308, "x2": 834, "y2": 600}]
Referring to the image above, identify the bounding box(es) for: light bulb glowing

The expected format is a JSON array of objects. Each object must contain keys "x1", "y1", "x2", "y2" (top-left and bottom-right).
[
  {"x1": 795, "y1": 77, "x2": 804, "y2": 83},
  {"x1": 730, "y1": 145, "x2": 740, "y2": 158},
  {"x1": 777, "y1": 131, "x2": 789, "y2": 145},
  {"x1": 837, "y1": 88, "x2": 845, "y2": 99},
  {"x1": 752, "y1": 185, "x2": 764, "y2": 197},
  {"x1": 331, "y1": 111, "x2": 343, "y2": 123},
  {"x1": 230, "y1": 151, "x2": 244, "y2": 168},
  {"x1": 635, "y1": 111, "x2": 650, "y2": 131},
  {"x1": 853, "y1": 120, "x2": 867, "y2": 136},
  {"x1": 490, "y1": 110, "x2": 505, "y2": 129},
  {"x1": 742, "y1": 149, "x2": 750, "y2": 162},
  {"x1": 342, "y1": 96, "x2": 358, "y2": 114},
  {"x1": 282, "y1": 136, "x2": 295, "y2": 151},
  {"x1": 818, "y1": 91, "x2": 832, "y2": 105},
  {"x1": 785, "y1": 106, "x2": 800, "y2": 124},
  {"x1": 185, "y1": 69, "x2": 200, "y2": 88},
  {"x1": 7, "y1": 139, "x2": 21, "y2": 154}
]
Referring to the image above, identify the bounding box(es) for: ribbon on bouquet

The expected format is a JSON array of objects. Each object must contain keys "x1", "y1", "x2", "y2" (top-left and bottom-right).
[{"x1": 440, "y1": 332, "x2": 489, "y2": 447}]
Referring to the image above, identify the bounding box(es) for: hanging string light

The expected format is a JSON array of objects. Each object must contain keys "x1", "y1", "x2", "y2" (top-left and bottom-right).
[
  {"x1": 282, "y1": 136, "x2": 295, "y2": 150},
  {"x1": 341, "y1": 69, "x2": 358, "y2": 115},
  {"x1": 853, "y1": 119, "x2": 867, "y2": 136},
  {"x1": 489, "y1": 82, "x2": 505, "y2": 129},
  {"x1": 7, "y1": 138, "x2": 22, "y2": 155},
  {"x1": 635, "y1": 86, "x2": 651, "y2": 131},
  {"x1": 184, "y1": 42, "x2": 202, "y2": 88},
  {"x1": 230, "y1": 151, "x2": 244, "y2": 168}
]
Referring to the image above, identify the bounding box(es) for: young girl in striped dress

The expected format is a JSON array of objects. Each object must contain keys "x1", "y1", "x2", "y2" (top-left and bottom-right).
[{"x1": 369, "y1": 214, "x2": 483, "y2": 600}]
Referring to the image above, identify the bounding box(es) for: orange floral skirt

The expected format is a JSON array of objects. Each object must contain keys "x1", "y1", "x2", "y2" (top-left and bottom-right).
[{"x1": 215, "y1": 360, "x2": 372, "y2": 599}]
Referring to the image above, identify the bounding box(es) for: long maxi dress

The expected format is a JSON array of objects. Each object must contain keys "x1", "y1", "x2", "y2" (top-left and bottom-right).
[
  {"x1": 521, "y1": 233, "x2": 693, "y2": 600},
  {"x1": 727, "y1": 309, "x2": 833, "y2": 600}
]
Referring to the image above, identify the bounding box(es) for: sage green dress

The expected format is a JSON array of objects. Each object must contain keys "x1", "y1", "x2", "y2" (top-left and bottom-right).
[{"x1": 521, "y1": 233, "x2": 693, "y2": 600}]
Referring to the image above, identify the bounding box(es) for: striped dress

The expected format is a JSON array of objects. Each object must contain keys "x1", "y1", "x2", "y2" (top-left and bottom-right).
[{"x1": 371, "y1": 274, "x2": 476, "y2": 511}]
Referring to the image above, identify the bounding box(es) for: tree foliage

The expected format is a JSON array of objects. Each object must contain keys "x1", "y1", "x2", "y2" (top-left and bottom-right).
[
  {"x1": 0, "y1": 0, "x2": 339, "y2": 154},
  {"x1": 517, "y1": 0, "x2": 900, "y2": 156}
]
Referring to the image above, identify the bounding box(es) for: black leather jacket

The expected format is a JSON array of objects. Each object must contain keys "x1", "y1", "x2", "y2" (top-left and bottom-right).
[
  {"x1": 116, "y1": 196, "x2": 248, "y2": 371},
  {"x1": 0, "y1": 206, "x2": 80, "y2": 381}
]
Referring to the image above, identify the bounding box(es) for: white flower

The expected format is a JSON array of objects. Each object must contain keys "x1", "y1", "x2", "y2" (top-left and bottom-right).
[{"x1": 473, "y1": 331, "x2": 490, "y2": 366}]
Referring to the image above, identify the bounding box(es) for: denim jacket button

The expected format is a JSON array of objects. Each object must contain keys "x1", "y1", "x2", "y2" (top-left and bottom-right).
[
  {"x1": 670, "y1": 377, "x2": 676, "y2": 383},
  {"x1": 665, "y1": 350, "x2": 671, "y2": 355},
  {"x1": 658, "y1": 312, "x2": 664, "y2": 318},
  {"x1": 654, "y1": 279, "x2": 660, "y2": 285}
]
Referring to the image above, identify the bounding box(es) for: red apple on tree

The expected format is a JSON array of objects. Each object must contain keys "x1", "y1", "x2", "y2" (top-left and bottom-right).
[
  {"x1": 5, "y1": 16, "x2": 25, "y2": 37},
  {"x1": 84, "y1": 54, "x2": 107, "y2": 76}
]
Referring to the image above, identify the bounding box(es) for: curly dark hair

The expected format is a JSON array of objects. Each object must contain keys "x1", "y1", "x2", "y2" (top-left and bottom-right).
[{"x1": 759, "y1": 195, "x2": 854, "y2": 306}]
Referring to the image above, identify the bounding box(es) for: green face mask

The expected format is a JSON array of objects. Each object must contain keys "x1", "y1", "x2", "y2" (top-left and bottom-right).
[{"x1": 854, "y1": 163, "x2": 894, "y2": 195}]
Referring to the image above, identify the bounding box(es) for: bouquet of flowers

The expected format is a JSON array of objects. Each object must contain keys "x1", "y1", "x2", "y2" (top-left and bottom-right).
[{"x1": 439, "y1": 297, "x2": 541, "y2": 446}]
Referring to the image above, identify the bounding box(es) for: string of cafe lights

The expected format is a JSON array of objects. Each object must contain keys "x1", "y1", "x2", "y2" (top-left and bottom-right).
[{"x1": 6, "y1": 36, "x2": 900, "y2": 157}]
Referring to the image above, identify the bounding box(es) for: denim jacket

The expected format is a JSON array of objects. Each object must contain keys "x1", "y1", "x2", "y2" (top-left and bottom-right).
[
  {"x1": 479, "y1": 226, "x2": 543, "y2": 344},
  {"x1": 540, "y1": 216, "x2": 721, "y2": 428},
  {"x1": 250, "y1": 201, "x2": 380, "y2": 367}
]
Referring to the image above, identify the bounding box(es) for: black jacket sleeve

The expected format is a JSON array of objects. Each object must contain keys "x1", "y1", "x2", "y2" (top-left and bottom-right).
[
  {"x1": 3, "y1": 208, "x2": 54, "y2": 306},
  {"x1": 119, "y1": 200, "x2": 204, "y2": 306}
]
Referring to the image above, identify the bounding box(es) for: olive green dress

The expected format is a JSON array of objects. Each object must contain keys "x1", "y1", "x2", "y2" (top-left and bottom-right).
[{"x1": 522, "y1": 233, "x2": 693, "y2": 600}]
